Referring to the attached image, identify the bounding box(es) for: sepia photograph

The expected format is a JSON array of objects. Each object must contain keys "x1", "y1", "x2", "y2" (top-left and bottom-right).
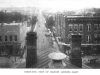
[{"x1": 0, "y1": 0, "x2": 100, "y2": 74}]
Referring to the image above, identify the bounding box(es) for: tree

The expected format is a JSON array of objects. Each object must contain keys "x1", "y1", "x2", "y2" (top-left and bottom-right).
[
  {"x1": 0, "y1": 11, "x2": 5, "y2": 23},
  {"x1": 45, "y1": 16, "x2": 55, "y2": 31},
  {"x1": 0, "y1": 11, "x2": 29, "y2": 23},
  {"x1": 31, "y1": 16, "x2": 38, "y2": 25},
  {"x1": 30, "y1": 16, "x2": 38, "y2": 31}
]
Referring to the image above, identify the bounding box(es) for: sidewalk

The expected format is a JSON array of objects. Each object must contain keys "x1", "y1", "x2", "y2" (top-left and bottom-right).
[
  {"x1": 11, "y1": 58, "x2": 26, "y2": 68},
  {"x1": 12, "y1": 52, "x2": 26, "y2": 68},
  {"x1": 0, "y1": 57, "x2": 10, "y2": 68},
  {"x1": 0, "y1": 56, "x2": 26, "y2": 68},
  {"x1": 6, "y1": 56, "x2": 25, "y2": 68}
]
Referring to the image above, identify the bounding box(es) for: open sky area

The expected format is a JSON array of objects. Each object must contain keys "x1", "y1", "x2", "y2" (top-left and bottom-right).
[{"x1": 0, "y1": 0, "x2": 100, "y2": 12}]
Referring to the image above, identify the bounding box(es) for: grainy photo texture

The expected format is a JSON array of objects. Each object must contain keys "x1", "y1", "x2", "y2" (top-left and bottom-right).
[{"x1": 0, "y1": 0, "x2": 100, "y2": 69}]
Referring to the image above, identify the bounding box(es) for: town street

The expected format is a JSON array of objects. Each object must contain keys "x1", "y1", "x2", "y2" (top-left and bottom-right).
[
  {"x1": 36, "y1": 11, "x2": 53, "y2": 56},
  {"x1": 14, "y1": 11, "x2": 60, "y2": 68}
]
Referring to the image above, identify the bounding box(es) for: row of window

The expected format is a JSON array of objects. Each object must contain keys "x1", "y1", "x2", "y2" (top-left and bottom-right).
[
  {"x1": 7, "y1": 31, "x2": 15, "y2": 33},
  {"x1": 69, "y1": 24, "x2": 83, "y2": 32},
  {"x1": 86, "y1": 34, "x2": 100, "y2": 42},
  {"x1": 68, "y1": 33, "x2": 100, "y2": 42},
  {"x1": 68, "y1": 18, "x2": 99, "y2": 21},
  {"x1": 69, "y1": 24, "x2": 100, "y2": 32},
  {"x1": 0, "y1": 35, "x2": 17, "y2": 42}
]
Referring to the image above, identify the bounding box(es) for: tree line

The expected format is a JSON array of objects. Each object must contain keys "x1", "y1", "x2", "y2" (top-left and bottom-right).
[{"x1": 0, "y1": 11, "x2": 28, "y2": 23}]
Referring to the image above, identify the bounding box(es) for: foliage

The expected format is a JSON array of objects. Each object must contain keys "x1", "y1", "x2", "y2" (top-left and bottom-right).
[
  {"x1": 45, "y1": 16, "x2": 55, "y2": 31},
  {"x1": 30, "y1": 16, "x2": 38, "y2": 25},
  {"x1": 0, "y1": 11, "x2": 29, "y2": 23},
  {"x1": 78, "y1": 8, "x2": 100, "y2": 16}
]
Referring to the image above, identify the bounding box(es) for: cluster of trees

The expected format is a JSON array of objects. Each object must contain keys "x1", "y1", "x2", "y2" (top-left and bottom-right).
[
  {"x1": 30, "y1": 16, "x2": 38, "y2": 25},
  {"x1": 45, "y1": 16, "x2": 55, "y2": 31},
  {"x1": 29, "y1": 15, "x2": 38, "y2": 31},
  {"x1": 78, "y1": 8, "x2": 100, "y2": 16},
  {"x1": 92, "y1": 8, "x2": 100, "y2": 16},
  {"x1": 0, "y1": 11, "x2": 29, "y2": 23},
  {"x1": 63, "y1": 8, "x2": 100, "y2": 16}
]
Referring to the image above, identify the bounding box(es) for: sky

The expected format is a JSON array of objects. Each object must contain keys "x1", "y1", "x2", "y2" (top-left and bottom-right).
[{"x1": 0, "y1": 0, "x2": 100, "y2": 12}]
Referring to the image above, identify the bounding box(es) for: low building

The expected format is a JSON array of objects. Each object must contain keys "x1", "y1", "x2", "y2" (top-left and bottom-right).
[{"x1": 0, "y1": 22, "x2": 31, "y2": 56}]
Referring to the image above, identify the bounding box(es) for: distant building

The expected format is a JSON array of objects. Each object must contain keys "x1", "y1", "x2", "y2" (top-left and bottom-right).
[
  {"x1": 0, "y1": 21, "x2": 31, "y2": 56},
  {"x1": 54, "y1": 13, "x2": 65, "y2": 42},
  {"x1": 65, "y1": 16, "x2": 100, "y2": 44}
]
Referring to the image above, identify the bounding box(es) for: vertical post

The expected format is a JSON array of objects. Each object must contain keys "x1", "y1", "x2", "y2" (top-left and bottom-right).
[
  {"x1": 69, "y1": 34, "x2": 82, "y2": 68},
  {"x1": 26, "y1": 31, "x2": 37, "y2": 68}
]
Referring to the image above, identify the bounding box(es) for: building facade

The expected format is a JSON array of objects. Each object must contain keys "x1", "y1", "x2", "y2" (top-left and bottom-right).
[
  {"x1": 65, "y1": 16, "x2": 100, "y2": 44},
  {"x1": 0, "y1": 22, "x2": 31, "y2": 56},
  {"x1": 54, "y1": 13, "x2": 65, "y2": 42}
]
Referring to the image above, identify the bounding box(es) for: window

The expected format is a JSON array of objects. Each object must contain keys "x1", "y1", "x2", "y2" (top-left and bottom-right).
[
  {"x1": 94, "y1": 24, "x2": 98, "y2": 31},
  {"x1": 67, "y1": 34, "x2": 72, "y2": 42},
  {"x1": 74, "y1": 19, "x2": 76, "y2": 21},
  {"x1": 68, "y1": 19, "x2": 70, "y2": 21},
  {"x1": 86, "y1": 35, "x2": 91, "y2": 42},
  {"x1": 79, "y1": 34, "x2": 83, "y2": 38},
  {"x1": 9, "y1": 35, "x2": 12, "y2": 41},
  {"x1": 99, "y1": 34, "x2": 100, "y2": 38},
  {"x1": 5, "y1": 36, "x2": 7, "y2": 41},
  {"x1": 14, "y1": 35, "x2": 17, "y2": 41},
  {"x1": 74, "y1": 24, "x2": 78, "y2": 32},
  {"x1": 99, "y1": 24, "x2": 100, "y2": 31},
  {"x1": 87, "y1": 24, "x2": 91, "y2": 31},
  {"x1": 79, "y1": 24, "x2": 83, "y2": 32},
  {"x1": 99, "y1": 34, "x2": 100, "y2": 42},
  {"x1": 69, "y1": 24, "x2": 72, "y2": 32},
  {"x1": 94, "y1": 34, "x2": 98, "y2": 42},
  {"x1": 71, "y1": 19, "x2": 73, "y2": 21},
  {"x1": 0, "y1": 36, "x2": 2, "y2": 41},
  {"x1": 78, "y1": 34, "x2": 83, "y2": 42}
]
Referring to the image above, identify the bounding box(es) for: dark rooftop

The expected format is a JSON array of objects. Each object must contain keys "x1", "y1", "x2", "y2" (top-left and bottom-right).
[{"x1": 16, "y1": 47, "x2": 91, "y2": 69}]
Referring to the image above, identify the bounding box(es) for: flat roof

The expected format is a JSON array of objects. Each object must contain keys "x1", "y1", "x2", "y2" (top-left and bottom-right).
[
  {"x1": 3, "y1": 23, "x2": 22, "y2": 26},
  {"x1": 0, "y1": 23, "x2": 22, "y2": 26},
  {"x1": 66, "y1": 16, "x2": 100, "y2": 18}
]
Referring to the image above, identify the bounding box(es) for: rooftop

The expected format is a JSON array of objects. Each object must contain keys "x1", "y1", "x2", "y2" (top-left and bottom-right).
[
  {"x1": 66, "y1": 16, "x2": 100, "y2": 18},
  {"x1": 2, "y1": 23, "x2": 22, "y2": 26},
  {"x1": 16, "y1": 47, "x2": 91, "y2": 69}
]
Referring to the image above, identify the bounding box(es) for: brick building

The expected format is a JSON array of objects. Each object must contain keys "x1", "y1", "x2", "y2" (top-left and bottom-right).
[
  {"x1": 54, "y1": 15, "x2": 100, "y2": 55},
  {"x1": 0, "y1": 22, "x2": 31, "y2": 56},
  {"x1": 65, "y1": 16, "x2": 100, "y2": 44}
]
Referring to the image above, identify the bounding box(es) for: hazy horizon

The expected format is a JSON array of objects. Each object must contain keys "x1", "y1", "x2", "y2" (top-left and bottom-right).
[{"x1": 0, "y1": 0, "x2": 100, "y2": 12}]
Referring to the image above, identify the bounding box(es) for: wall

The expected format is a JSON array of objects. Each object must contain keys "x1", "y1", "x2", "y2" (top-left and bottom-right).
[{"x1": 0, "y1": 23, "x2": 20, "y2": 43}]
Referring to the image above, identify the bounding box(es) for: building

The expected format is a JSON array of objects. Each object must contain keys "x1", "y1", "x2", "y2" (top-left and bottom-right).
[
  {"x1": 0, "y1": 22, "x2": 31, "y2": 56},
  {"x1": 54, "y1": 15, "x2": 100, "y2": 55},
  {"x1": 54, "y1": 13, "x2": 65, "y2": 42},
  {"x1": 65, "y1": 16, "x2": 100, "y2": 44}
]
